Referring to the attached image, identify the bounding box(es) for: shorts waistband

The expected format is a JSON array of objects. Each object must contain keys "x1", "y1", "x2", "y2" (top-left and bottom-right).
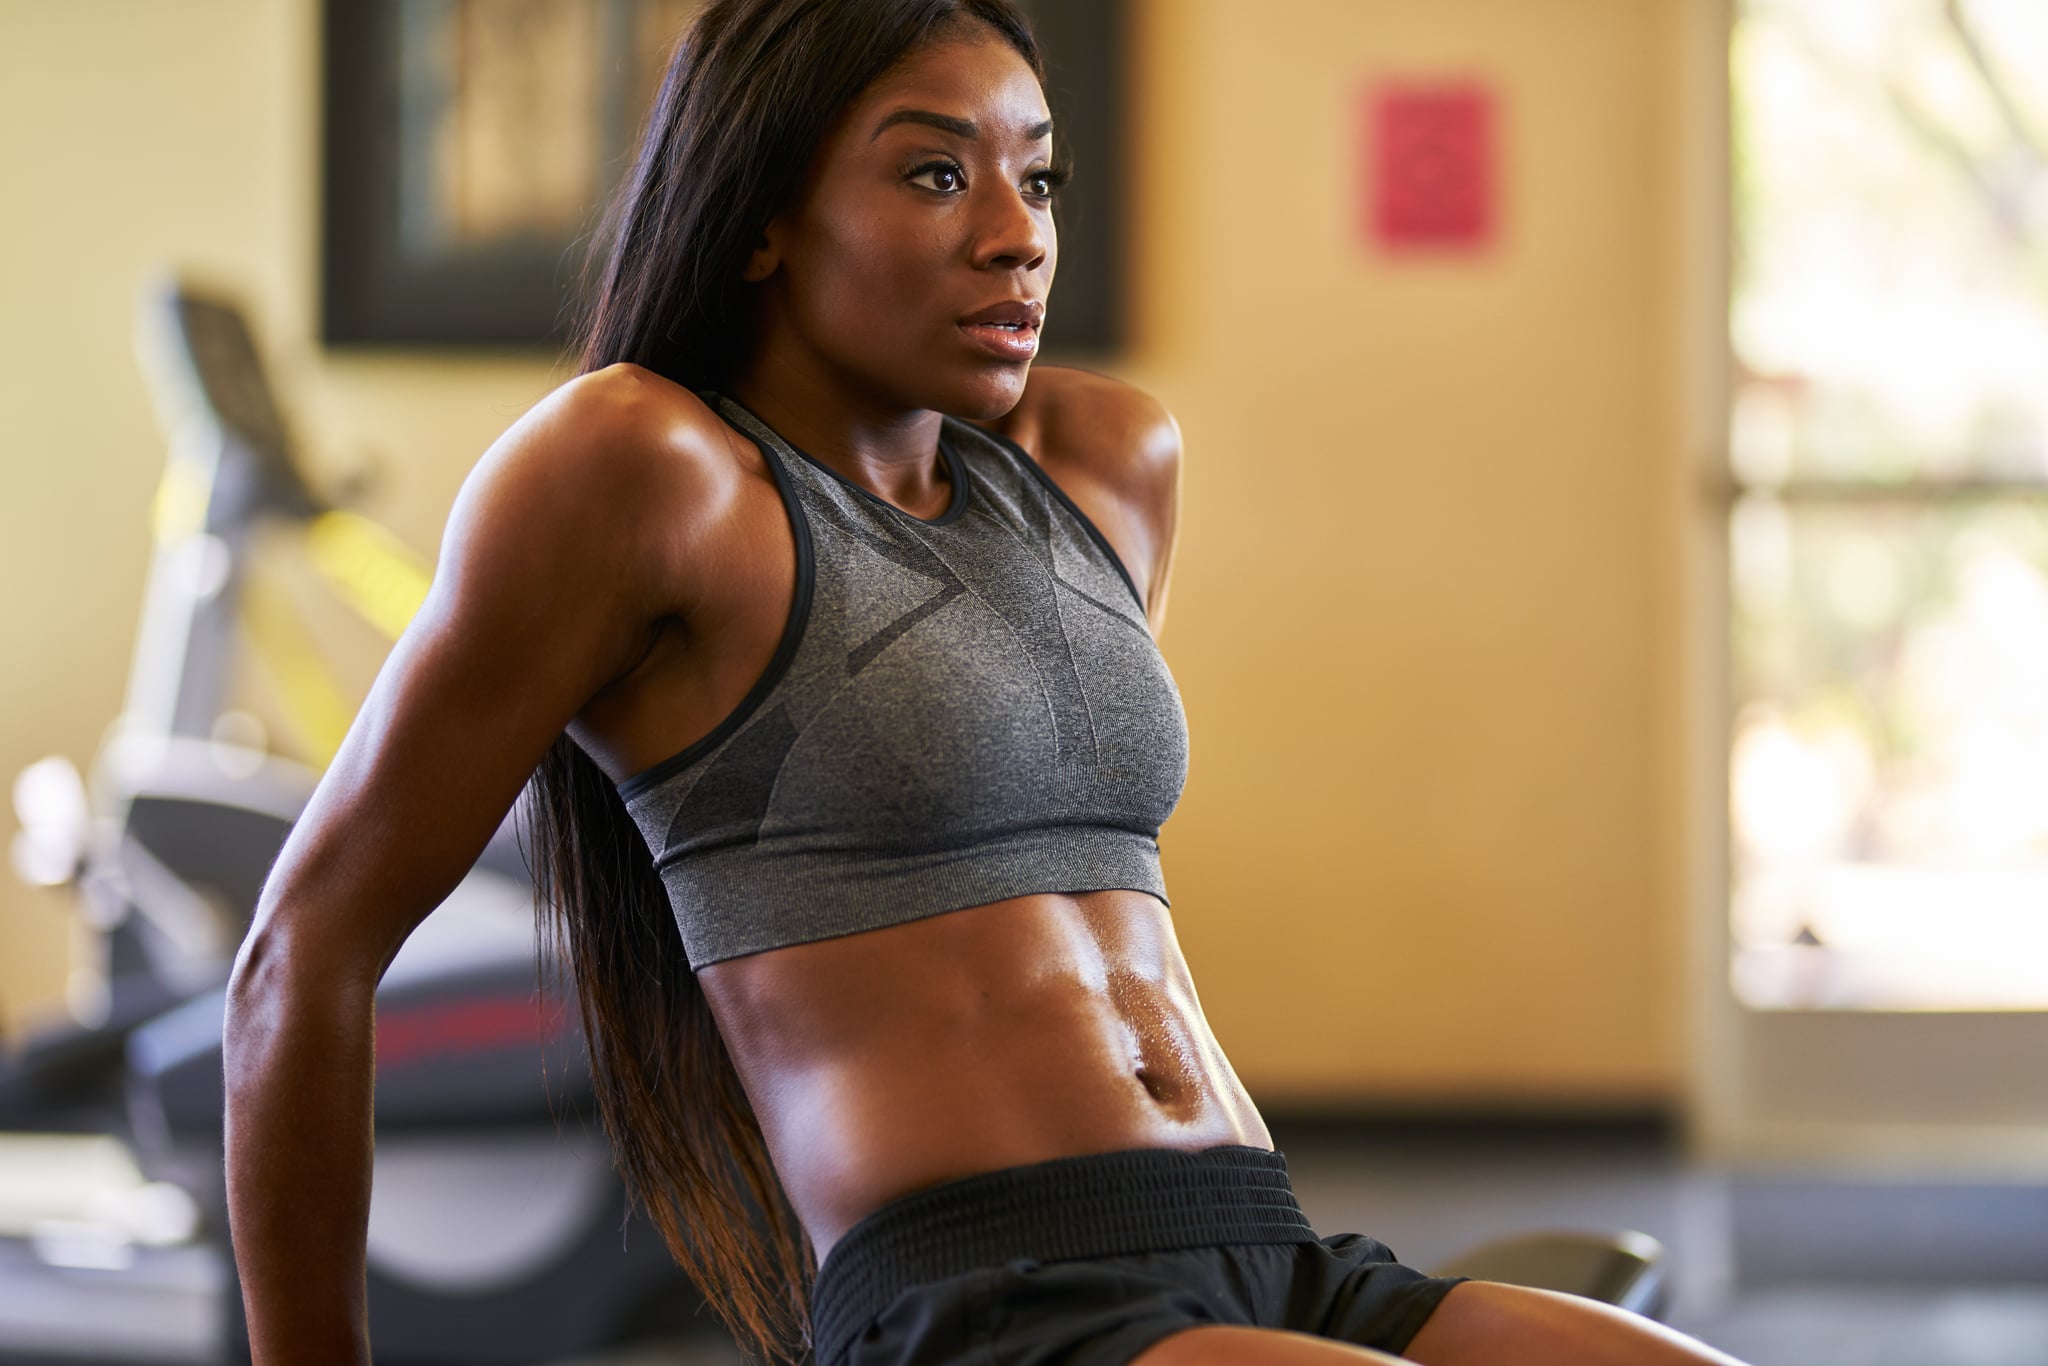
[{"x1": 809, "y1": 1145, "x2": 1315, "y2": 1366}]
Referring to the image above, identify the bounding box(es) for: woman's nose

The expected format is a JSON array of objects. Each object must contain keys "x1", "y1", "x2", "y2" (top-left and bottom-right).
[{"x1": 970, "y1": 186, "x2": 1050, "y2": 273}]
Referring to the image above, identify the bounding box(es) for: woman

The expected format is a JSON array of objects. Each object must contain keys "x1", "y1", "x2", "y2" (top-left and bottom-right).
[{"x1": 223, "y1": 3, "x2": 1749, "y2": 1364}]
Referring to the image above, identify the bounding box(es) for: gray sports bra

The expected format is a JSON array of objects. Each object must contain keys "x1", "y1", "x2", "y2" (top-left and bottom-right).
[{"x1": 616, "y1": 393, "x2": 1189, "y2": 969}]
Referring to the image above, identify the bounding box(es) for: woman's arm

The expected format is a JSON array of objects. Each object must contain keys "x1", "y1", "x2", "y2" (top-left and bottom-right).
[
  {"x1": 978, "y1": 366, "x2": 1184, "y2": 634},
  {"x1": 222, "y1": 366, "x2": 693, "y2": 1364}
]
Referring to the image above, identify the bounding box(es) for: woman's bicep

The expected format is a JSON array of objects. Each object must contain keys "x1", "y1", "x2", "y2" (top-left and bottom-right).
[{"x1": 1132, "y1": 404, "x2": 1182, "y2": 636}]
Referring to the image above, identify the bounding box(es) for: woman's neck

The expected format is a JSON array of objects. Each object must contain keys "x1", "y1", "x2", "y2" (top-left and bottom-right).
[{"x1": 728, "y1": 344, "x2": 950, "y2": 512}]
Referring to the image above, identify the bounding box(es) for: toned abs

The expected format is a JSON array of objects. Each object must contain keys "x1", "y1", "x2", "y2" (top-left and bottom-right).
[{"x1": 703, "y1": 888, "x2": 1271, "y2": 1262}]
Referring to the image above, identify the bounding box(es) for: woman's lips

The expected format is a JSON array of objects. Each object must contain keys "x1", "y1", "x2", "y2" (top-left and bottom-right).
[
  {"x1": 959, "y1": 320, "x2": 1039, "y2": 361},
  {"x1": 957, "y1": 299, "x2": 1043, "y2": 362}
]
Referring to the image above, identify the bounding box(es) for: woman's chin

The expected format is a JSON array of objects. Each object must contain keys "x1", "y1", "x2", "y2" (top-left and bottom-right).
[{"x1": 939, "y1": 367, "x2": 1032, "y2": 422}]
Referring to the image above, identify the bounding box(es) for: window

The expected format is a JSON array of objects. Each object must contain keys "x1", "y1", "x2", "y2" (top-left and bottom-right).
[{"x1": 1729, "y1": 0, "x2": 2048, "y2": 1009}]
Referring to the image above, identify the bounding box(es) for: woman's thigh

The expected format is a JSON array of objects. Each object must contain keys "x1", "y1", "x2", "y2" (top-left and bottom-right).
[
  {"x1": 1134, "y1": 1282, "x2": 1754, "y2": 1366},
  {"x1": 1399, "y1": 1281, "x2": 1752, "y2": 1366}
]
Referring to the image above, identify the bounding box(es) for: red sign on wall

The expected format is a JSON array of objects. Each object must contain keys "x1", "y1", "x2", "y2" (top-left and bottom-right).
[{"x1": 1365, "y1": 81, "x2": 1497, "y2": 252}]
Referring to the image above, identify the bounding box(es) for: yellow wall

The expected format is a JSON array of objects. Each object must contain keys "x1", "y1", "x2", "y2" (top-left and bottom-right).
[
  {"x1": 1122, "y1": 0, "x2": 1688, "y2": 1105},
  {"x1": 0, "y1": 0, "x2": 1695, "y2": 1109}
]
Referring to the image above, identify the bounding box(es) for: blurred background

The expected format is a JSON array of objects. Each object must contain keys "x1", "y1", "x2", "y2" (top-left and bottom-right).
[{"x1": 2, "y1": 0, "x2": 2046, "y2": 1362}]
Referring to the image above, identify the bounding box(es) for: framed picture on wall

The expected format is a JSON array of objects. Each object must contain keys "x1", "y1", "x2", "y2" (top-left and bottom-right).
[{"x1": 320, "y1": 0, "x2": 1126, "y2": 353}]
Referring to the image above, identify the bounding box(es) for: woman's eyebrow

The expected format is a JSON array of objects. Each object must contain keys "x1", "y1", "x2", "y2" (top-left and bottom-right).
[{"x1": 869, "y1": 109, "x2": 1054, "y2": 143}]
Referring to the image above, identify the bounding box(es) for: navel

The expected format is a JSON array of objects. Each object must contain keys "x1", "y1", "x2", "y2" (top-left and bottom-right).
[{"x1": 1134, "y1": 1064, "x2": 1176, "y2": 1104}]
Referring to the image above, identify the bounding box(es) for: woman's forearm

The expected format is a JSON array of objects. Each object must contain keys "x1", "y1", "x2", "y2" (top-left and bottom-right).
[{"x1": 223, "y1": 926, "x2": 380, "y2": 1366}]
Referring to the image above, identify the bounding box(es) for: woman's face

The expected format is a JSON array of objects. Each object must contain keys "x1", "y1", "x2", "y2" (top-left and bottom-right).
[{"x1": 744, "y1": 27, "x2": 1060, "y2": 420}]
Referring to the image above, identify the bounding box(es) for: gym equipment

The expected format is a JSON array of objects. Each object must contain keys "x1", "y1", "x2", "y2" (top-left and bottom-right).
[
  {"x1": 1, "y1": 278, "x2": 708, "y2": 1364},
  {"x1": 1433, "y1": 1228, "x2": 1666, "y2": 1320}
]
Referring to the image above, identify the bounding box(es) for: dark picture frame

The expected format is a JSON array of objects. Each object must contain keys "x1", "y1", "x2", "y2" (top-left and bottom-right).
[{"x1": 320, "y1": 0, "x2": 1127, "y2": 353}]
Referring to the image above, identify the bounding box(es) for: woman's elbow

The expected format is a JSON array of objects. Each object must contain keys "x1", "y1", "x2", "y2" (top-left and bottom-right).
[{"x1": 222, "y1": 919, "x2": 374, "y2": 1087}]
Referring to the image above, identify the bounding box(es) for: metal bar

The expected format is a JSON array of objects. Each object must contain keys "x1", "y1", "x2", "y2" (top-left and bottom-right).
[{"x1": 1703, "y1": 473, "x2": 2048, "y2": 507}]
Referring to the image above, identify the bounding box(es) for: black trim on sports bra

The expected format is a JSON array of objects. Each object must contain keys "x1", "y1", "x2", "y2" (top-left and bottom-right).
[
  {"x1": 614, "y1": 396, "x2": 817, "y2": 801},
  {"x1": 721, "y1": 395, "x2": 973, "y2": 528},
  {"x1": 978, "y1": 424, "x2": 1148, "y2": 615}
]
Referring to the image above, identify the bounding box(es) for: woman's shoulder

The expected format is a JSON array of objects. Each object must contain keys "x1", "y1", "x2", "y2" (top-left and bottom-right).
[
  {"x1": 442, "y1": 364, "x2": 765, "y2": 605},
  {"x1": 979, "y1": 366, "x2": 1181, "y2": 506},
  {"x1": 538, "y1": 362, "x2": 744, "y2": 480},
  {"x1": 967, "y1": 367, "x2": 1182, "y2": 622},
  {"x1": 475, "y1": 363, "x2": 763, "y2": 526}
]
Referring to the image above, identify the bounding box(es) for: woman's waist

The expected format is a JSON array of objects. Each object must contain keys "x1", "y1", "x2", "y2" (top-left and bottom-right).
[{"x1": 749, "y1": 1020, "x2": 1271, "y2": 1262}]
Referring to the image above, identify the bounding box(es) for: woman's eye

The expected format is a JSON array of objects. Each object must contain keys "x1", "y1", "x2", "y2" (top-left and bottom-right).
[
  {"x1": 1024, "y1": 167, "x2": 1069, "y2": 200},
  {"x1": 909, "y1": 162, "x2": 965, "y2": 193}
]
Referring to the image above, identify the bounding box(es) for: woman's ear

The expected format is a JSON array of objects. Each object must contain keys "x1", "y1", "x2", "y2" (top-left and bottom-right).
[{"x1": 741, "y1": 220, "x2": 784, "y2": 282}]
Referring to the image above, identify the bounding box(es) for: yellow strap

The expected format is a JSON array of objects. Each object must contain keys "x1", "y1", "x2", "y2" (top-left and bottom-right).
[
  {"x1": 238, "y1": 573, "x2": 354, "y2": 765},
  {"x1": 150, "y1": 461, "x2": 212, "y2": 546},
  {"x1": 304, "y1": 509, "x2": 433, "y2": 642}
]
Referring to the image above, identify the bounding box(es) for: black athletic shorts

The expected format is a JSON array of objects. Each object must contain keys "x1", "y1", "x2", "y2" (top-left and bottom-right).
[{"x1": 808, "y1": 1145, "x2": 1472, "y2": 1365}]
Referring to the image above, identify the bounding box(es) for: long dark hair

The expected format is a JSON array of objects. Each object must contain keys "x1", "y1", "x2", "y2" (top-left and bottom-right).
[{"x1": 525, "y1": 3, "x2": 1045, "y2": 1361}]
